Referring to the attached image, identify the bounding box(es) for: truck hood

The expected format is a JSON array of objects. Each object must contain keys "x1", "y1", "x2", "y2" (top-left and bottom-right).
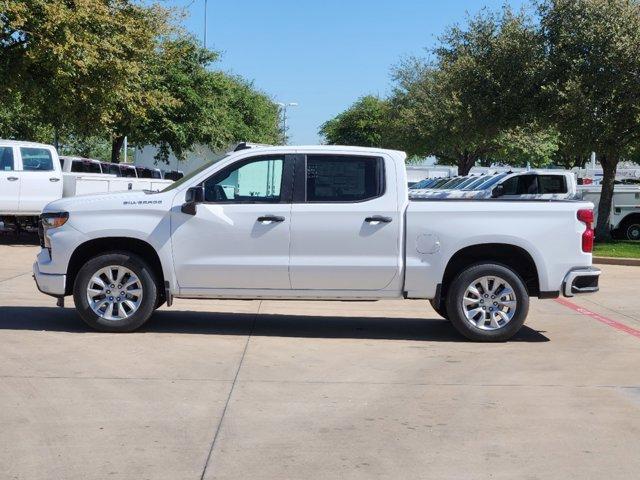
[{"x1": 43, "y1": 190, "x2": 172, "y2": 213}]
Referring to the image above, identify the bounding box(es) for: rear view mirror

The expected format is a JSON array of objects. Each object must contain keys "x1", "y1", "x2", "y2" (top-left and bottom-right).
[
  {"x1": 181, "y1": 186, "x2": 204, "y2": 215},
  {"x1": 491, "y1": 185, "x2": 505, "y2": 198}
]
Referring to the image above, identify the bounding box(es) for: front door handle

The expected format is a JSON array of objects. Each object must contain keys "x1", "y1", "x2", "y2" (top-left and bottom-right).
[
  {"x1": 257, "y1": 215, "x2": 285, "y2": 223},
  {"x1": 365, "y1": 215, "x2": 392, "y2": 224},
  {"x1": 7, "y1": 176, "x2": 18, "y2": 181},
  {"x1": 49, "y1": 177, "x2": 60, "y2": 182}
]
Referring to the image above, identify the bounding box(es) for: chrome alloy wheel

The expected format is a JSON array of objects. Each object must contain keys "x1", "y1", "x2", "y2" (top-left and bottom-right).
[
  {"x1": 462, "y1": 275, "x2": 517, "y2": 331},
  {"x1": 86, "y1": 266, "x2": 143, "y2": 321}
]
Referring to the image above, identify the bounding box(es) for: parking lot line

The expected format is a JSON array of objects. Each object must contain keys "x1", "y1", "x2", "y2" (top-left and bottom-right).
[{"x1": 556, "y1": 298, "x2": 640, "y2": 339}]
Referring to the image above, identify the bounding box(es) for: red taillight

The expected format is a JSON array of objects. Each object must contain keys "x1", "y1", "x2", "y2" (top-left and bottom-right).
[{"x1": 578, "y1": 209, "x2": 594, "y2": 253}]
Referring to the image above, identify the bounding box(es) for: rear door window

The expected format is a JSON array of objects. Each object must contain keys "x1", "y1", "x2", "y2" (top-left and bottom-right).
[
  {"x1": 71, "y1": 160, "x2": 101, "y2": 173},
  {"x1": 0, "y1": 146, "x2": 14, "y2": 171},
  {"x1": 538, "y1": 175, "x2": 567, "y2": 194},
  {"x1": 305, "y1": 155, "x2": 384, "y2": 202},
  {"x1": 20, "y1": 147, "x2": 54, "y2": 171}
]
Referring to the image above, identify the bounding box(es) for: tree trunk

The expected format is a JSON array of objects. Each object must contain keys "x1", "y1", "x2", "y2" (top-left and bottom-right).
[
  {"x1": 458, "y1": 154, "x2": 475, "y2": 176},
  {"x1": 111, "y1": 136, "x2": 125, "y2": 163},
  {"x1": 594, "y1": 156, "x2": 617, "y2": 242}
]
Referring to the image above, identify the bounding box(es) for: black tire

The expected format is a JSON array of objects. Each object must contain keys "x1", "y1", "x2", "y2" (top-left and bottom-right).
[
  {"x1": 73, "y1": 251, "x2": 158, "y2": 332},
  {"x1": 429, "y1": 298, "x2": 449, "y2": 320},
  {"x1": 445, "y1": 263, "x2": 529, "y2": 342},
  {"x1": 621, "y1": 217, "x2": 640, "y2": 241}
]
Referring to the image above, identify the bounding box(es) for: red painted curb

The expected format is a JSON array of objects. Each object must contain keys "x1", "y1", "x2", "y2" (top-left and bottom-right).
[{"x1": 555, "y1": 297, "x2": 640, "y2": 340}]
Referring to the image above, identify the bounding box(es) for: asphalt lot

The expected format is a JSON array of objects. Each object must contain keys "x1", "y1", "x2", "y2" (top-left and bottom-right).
[{"x1": 1, "y1": 238, "x2": 639, "y2": 480}]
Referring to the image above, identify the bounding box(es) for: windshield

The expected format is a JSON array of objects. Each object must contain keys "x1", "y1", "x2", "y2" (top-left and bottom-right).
[
  {"x1": 474, "y1": 173, "x2": 508, "y2": 190},
  {"x1": 161, "y1": 153, "x2": 231, "y2": 192}
]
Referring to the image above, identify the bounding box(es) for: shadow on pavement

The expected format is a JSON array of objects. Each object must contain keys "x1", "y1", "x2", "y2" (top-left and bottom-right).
[
  {"x1": 0, "y1": 306, "x2": 549, "y2": 342},
  {"x1": 0, "y1": 232, "x2": 39, "y2": 246}
]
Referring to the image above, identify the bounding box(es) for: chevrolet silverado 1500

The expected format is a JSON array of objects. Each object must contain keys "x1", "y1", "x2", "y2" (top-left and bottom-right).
[{"x1": 33, "y1": 145, "x2": 600, "y2": 341}]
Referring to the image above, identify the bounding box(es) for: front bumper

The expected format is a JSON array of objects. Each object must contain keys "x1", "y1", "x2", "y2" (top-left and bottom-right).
[
  {"x1": 33, "y1": 262, "x2": 66, "y2": 297},
  {"x1": 562, "y1": 267, "x2": 601, "y2": 297}
]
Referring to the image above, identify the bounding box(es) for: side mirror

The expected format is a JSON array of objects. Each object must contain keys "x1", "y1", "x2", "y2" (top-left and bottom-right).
[
  {"x1": 491, "y1": 185, "x2": 505, "y2": 198},
  {"x1": 181, "y1": 186, "x2": 204, "y2": 215}
]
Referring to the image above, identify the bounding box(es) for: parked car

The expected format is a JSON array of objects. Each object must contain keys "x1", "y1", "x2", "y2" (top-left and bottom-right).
[
  {"x1": 33, "y1": 145, "x2": 600, "y2": 341},
  {"x1": 410, "y1": 171, "x2": 576, "y2": 200},
  {"x1": 0, "y1": 140, "x2": 173, "y2": 233},
  {"x1": 578, "y1": 185, "x2": 640, "y2": 240}
]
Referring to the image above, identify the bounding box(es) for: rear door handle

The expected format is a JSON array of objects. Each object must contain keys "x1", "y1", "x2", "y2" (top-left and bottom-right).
[
  {"x1": 365, "y1": 215, "x2": 392, "y2": 224},
  {"x1": 257, "y1": 215, "x2": 285, "y2": 223},
  {"x1": 49, "y1": 177, "x2": 60, "y2": 182},
  {"x1": 7, "y1": 176, "x2": 18, "y2": 181}
]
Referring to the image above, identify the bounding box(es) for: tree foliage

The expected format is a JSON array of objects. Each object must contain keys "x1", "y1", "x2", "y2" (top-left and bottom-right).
[
  {"x1": 0, "y1": 0, "x2": 280, "y2": 163},
  {"x1": 540, "y1": 0, "x2": 640, "y2": 240},
  {"x1": 320, "y1": 96, "x2": 393, "y2": 148}
]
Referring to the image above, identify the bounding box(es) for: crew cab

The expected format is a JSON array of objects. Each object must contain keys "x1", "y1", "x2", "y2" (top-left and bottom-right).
[{"x1": 33, "y1": 145, "x2": 600, "y2": 341}]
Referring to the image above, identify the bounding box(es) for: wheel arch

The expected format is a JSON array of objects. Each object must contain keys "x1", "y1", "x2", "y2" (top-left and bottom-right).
[
  {"x1": 65, "y1": 237, "x2": 165, "y2": 296},
  {"x1": 441, "y1": 243, "x2": 540, "y2": 298}
]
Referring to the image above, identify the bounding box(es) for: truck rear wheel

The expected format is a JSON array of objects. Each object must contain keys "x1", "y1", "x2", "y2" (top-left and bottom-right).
[
  {"x1": 445, "y1": 263, "x2": 529, "y2": 342},
  {"x1": 73, "y1": 252, "x2": 158, "y2": 332}
]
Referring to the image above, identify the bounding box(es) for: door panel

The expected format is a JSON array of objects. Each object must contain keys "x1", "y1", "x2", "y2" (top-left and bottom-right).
[
  {"x1": 172, "y1": 203, "x2": 292, "y2": 289},
  {"x1": 289, "y1": 154, "x2": 401, "y2": 291},
  {"x1": 17, "y1": 147, "x2": 62, "y2": 214},
  {"x1": 171, "y1": 155, "x2": 292, "y2": 291},
  {"x1": 0, "y1": 146, "x2": 19, "y2": 212}
]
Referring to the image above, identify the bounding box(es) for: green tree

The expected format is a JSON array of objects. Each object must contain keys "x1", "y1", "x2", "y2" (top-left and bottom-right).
[
  {"x1": 1, "y1": 0, "x2": 172, "y2": 154},
  {"x1": 539, "y1": 0, "x2": 640, "y2": 240},
  {"x1": 492, "y1": 124, "x2": 560, "y2": 168},
  {"x1": 127, "y1": 37, "x2": 279, "y2": 164},
  {"x1": 391, "y1": 7, "x2": 545, "y2": 174},
  {"x1": 319, "y1": 95, "x2": 393, "y2": 148}
]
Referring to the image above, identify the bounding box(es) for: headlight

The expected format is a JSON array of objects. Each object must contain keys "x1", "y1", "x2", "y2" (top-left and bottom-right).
[
  {"x1": 40, "y1": 212, "x2": 69, "y2": 250},
  {"x1": 41, "y1": 212, "x2": 69, "y2": 229}
]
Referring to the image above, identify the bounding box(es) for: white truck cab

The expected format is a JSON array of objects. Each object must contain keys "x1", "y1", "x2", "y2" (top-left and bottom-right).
[
  {"x1": 33, "y1": 145, "x2": 600, "y2": 341},
  {"x1": 0, "y1": 140, "x2": 63, "y2": 224}
]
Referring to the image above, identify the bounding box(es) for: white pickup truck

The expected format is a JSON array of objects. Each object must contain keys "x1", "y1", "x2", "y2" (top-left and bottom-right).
[
  {"x1": 0, "y1": 140, "x2": 171, "y2": 233},
  {"x1": 33, "y1": 145, "x2": 600, "y2": 341}
]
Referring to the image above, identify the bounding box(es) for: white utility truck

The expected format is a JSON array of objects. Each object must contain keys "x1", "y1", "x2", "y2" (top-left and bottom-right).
[
  {"x1": 33, "y1": 145, "x2": 600, "y2": 341},
  {"x1": 0, "y1": 140, "x2": 171, "y2": 233},
  {"x1": 578, "y1": 185, "x2": 640, "y2": 240}
]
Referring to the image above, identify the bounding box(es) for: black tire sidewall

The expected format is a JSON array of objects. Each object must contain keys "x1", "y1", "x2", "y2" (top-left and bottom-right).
[
  {"x1": 73, "y1": 252, "x2": 158, "y2": 332},
  {"x1": 446, "y1": 263, "x2": 529, "y2": 342},
  {"x1": 625, "y1": 222, "x2": 640, "y2": 241}
]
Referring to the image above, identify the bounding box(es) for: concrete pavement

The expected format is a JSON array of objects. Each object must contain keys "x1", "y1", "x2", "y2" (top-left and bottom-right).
[{"x1": 1, "y1": 242, "x2": 639, "y2": 479}]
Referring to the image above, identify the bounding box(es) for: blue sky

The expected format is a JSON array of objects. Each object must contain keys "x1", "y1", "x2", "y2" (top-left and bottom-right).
[{"x1": 168, "y1": 0, "x2": 528, "y2": 144}]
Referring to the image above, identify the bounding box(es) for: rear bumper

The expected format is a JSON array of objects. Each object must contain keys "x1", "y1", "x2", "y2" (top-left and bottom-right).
[
  {"x1": 33, "y1": 262, "x2": 66, "y2": 297},
  {"x1": 562, "y1": 267, "x2": 600, "y2": 297}
]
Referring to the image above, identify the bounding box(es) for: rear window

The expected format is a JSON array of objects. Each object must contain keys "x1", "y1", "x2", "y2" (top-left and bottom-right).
[
  {"x1": 0, "y1": 146, "x2": 14, "y2": 171},
  {"x1": 306, "y1": 155, "x2": 384, "y2": 202},
  {"x1": 539, "y1": 175, "x2": 567, "y2": 194},
  {"x1": 71, "y1": 160, "x2": 101, "y2": 174},
  {"x1": 21, "y1": 147, "x2": 54, "y2": 171},
  {"x1": 121, "y1": 166, "x2": 137, "y2": 178},
  {"x1": 102, "y1": 163, "x2": 121, "y2": 176}
]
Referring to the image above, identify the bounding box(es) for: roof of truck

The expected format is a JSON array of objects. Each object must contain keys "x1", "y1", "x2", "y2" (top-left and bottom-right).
[
  {"x1": 0, "y1": 139, "x2": 57, "y2": 148},
  {"x1": 231, "y1": 144, "x2": 406, "y2": 157}
]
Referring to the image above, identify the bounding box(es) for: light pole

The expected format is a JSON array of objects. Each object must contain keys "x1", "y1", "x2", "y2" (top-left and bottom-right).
[
  {"x1": 204, "y1": 0, "x2": 208, "y2": 48},
  {"x1": 277, "y1": 102, "x2": 298, "y2": 145}
]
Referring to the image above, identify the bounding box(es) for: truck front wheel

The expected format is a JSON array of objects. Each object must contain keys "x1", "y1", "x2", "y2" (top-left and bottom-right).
[
  {"x1": 73, "y1": 252, "x2": 158, "y2": 332},
  {"x1": 445, "y1": 263, "x2": 529, "y2": 342}
]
